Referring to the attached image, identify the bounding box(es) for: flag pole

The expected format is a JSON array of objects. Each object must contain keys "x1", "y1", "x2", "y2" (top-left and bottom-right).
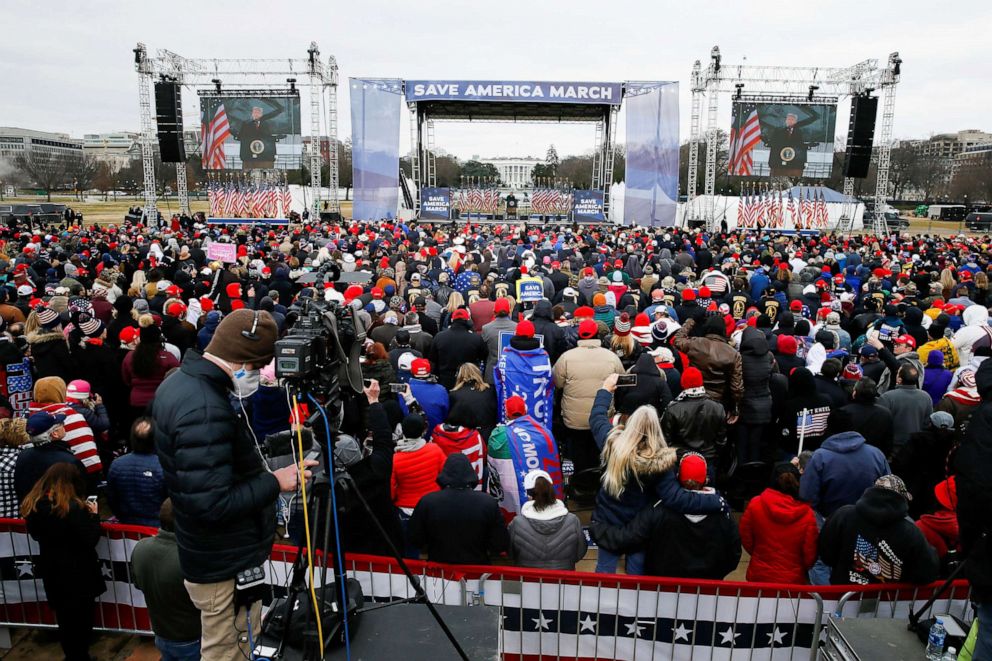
[{"x1": 797, "y1": 407, "x2": 809, "y2": 456}]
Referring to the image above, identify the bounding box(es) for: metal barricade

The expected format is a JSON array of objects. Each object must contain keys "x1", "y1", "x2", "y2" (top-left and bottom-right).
[{"x1": 0, "y1": 518, "x2": 977, "y2": 661}]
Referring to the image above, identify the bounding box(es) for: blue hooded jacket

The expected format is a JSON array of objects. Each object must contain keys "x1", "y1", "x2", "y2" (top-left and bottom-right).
[
  {"x1": 197, "y1": 311, "x2": 223, "y2": 351},
  {"x1": 799, "y1": 431, "x2": 890, "y2": 518}
]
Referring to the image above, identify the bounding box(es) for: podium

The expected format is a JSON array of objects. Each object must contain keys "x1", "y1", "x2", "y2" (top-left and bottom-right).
[{"x1": 506, "y1": 197, "x2": 518, "y2": 220}]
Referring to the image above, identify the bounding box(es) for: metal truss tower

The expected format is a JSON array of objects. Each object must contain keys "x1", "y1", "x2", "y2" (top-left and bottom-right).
[
  {"x1": 134, "y1": 42, "x2": 340, "y2": 221},
  {"x1": 686, "y1": 46, "x2": 901, "y2": 233}
]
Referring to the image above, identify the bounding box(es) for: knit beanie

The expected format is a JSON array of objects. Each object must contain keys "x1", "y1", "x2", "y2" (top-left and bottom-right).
[
  {"x1": 927, "y1": 349, "x2": 945, "y2": 368},
  {"x1": 34, "y1": 376, "x2": 67, "y2": 404},
  {"x1": 776, "y1": 334, "x2": 798, "y2": 356},
  {"x1": 592, "y1": 293, "x2": 607, "y2": 308},
  {"x1": 613, "y1": 313, "x2": 632, "y2": 337},
  {"x1": 205, "y1": 309, "x2": 278, "y2": 365},
  {"x1": 631, "y1": 313, "x2": 652, "y2": 346},
  {"x1": 681, "y1": 366, "x2": 703, "y2": 390}
]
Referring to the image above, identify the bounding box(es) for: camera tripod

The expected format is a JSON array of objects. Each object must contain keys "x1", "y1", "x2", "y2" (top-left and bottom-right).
[{"x1": 261, "y1": 392, "x2": 469, "y2": 661}]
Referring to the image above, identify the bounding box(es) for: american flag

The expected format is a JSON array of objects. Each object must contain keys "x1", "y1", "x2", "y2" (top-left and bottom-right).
[
  {"x1": 201, "y1": 103, "x2": 231, "y2": 170},
  {"x1": 266, "y1": 186, "x2": 278, "y2": 217},
  {"x1": 281, "y1": 185, "x2": 292, "y2": 216},
  {"x1": 729, "y1": 103, "x2": 762, "y2": 176},
  {"x1": 787, "y1": 190, "x2": 797, "y2": 229},
  {"x1": 797, "y1": 405, "x2": 831, "y2": 437},
  {"x1": 816, "y1": 188, "x2": 829, "y2": 229}
]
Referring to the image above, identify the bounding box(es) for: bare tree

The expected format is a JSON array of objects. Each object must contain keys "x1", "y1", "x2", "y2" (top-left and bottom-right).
[
  {"x1": 65, "y1": 154, "x2": 99, "y2": 200},
  {"x1": 887, "y1": 145, "x2": 917, "y2": 200},
  {"x1": 13, "y1": 151, "x2": 71, "y2": 201},
  {"x1": 910, "y1": 151, "x2": 949, "y2": 202}
]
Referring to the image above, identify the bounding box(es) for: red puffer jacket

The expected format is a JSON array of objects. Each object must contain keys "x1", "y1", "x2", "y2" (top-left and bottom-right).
[
  {"x1": 391, "y1": 442, "x2": 446, "y2": 509},
  {"x1": 740, "y1": 488, "x2": 819, "y2": 584}
]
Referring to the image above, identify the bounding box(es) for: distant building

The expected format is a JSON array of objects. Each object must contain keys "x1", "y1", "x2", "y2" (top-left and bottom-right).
[
  {"x1": 82, "y1": 132, "x2": 140, "y2": 168},
  {"x1": 480, "y1": 156, "x2": 542, "y2": 189},
  {"x1": 914, "y1": 130, "x2": 992, "y2": 160},
  {"x1": 0, "y1": 127, "x2": 82, "y2": 168}
]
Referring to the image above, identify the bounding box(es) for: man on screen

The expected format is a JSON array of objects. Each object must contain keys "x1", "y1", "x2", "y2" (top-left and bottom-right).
[
  {"x1": 232, "y1": 101, "x2": 285, "y2": 169},
  {"x1": 760, "y1": 106, "x2": 820, "y2": 177}
]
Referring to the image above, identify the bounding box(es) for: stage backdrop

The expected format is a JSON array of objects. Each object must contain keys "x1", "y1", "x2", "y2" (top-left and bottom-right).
[
  {"x1": 729, "y1": 99, "x2": 838, "y2": 178},
  {"x1": 572, "y1": 189, "x2": 605, "y2": 222},
  {"x1": 624, "y1": 82, "x2": 679, "y2": 227},
  {"x1": 198, "y1": 92, "x2": 302, "y2": 170},
  {"x1": 350, "y1": 79, "x2": 404, "y2": 220},
  {"x1": 405, "y1": 80, "x2": 623, "y2": 105}
]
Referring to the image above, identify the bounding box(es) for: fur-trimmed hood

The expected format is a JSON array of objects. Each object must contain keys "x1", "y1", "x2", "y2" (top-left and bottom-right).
[
  {"x1": 629, "y1": 444, "x2": 678, "y2": 476},
  {"x1": 26, "y1": 330, "x2": 66, "y2": 345}
]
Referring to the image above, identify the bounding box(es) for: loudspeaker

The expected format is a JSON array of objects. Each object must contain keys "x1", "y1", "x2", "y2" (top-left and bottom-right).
[
  {"x1": 842, "y1": 95, "x2": 878, "y2": 178},
  {"x1": 154, "y1": 81, "x2": 186, "y2": 163}
]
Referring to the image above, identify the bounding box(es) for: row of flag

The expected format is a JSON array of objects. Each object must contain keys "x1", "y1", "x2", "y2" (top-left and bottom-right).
[
  {"x1": 738, "y1": 187, "x2": 830, "y2": 230},
  {"x1": 454, "y1": 188, "x2": 501, "y2": 214},
  {"x1": 531, "y1": 188, "x2": 574, "y2": 215},
  {"x1": 206, "y1": 180, "x2": 293, "y2": 219}
]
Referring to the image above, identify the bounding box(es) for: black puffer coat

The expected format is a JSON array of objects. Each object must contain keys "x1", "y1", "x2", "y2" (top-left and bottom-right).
[
  {"x1": 738, "y1": 328, "x2": 775, "y2": 424},
  {"x1": 153, "y1": 351, "x2": 280, "y2": 583},
  {"x1": 614, "y1": 352, "x2": 673, "y2": 420},
  {"x1": 428, "y1": 320, "x2": 487, "y2": 390}
]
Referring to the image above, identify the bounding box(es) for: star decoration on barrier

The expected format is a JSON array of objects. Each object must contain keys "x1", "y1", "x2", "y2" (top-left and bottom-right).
[
  {"x1": 767, "y1": 627, "x2": 788, "y2": 646},
  {"x1": 719, "y1": 626, "x2": 740, "y2": 646},
  {"x1": 578, "y1": 615, "x2": 597, "y2": 633},
  {"x1": 100, "y1": 561, "x2": 113, "y2": 580},
  {"x1": 673, "y1": 622, "x2": 692, "y2": 642},
  {"x1": 532, "y1": 612, "x2": 553, "y2": 631},
  {"x1": 625, "y1": 620, "x2": 653, "y2": 638},
  {"x1": 14, "y1": 559, "x2": 33, "y2": 578}
]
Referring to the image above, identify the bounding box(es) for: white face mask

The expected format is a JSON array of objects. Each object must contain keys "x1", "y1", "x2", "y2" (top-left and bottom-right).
[{"x1": 231, "y1": 363, "x2": 260, "y2": 399}]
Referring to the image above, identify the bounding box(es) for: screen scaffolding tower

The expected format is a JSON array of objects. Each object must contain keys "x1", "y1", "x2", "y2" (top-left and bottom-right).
[
  {"x1": 686, "y1": 47, "x2": 901, "y2": 235},
  {"x1": 133, "y1": 42, "x2": 340, "y2": 224}
]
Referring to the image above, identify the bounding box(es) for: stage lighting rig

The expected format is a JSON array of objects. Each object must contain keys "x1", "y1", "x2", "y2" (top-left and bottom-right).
[
  {"x1": 807, "y1": 85, "x2": 819, "y2": 101},
  {"x1": 711, "y1": 46, "x2": 722, "y2": 73},
  {"x1": 211, "y1": 78, "x2": 222, "y2": 93},
  {"x1": 288, "y1": 78, "x2": 297, "y2": 93},
  {"x1": 734, "y1": 83, "x2": 744, "y2": 100}
]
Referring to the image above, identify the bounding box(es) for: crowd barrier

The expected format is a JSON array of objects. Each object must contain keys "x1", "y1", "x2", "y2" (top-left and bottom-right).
[{"x1": 0, "y1": 520, "x2": 973, "y2": 660}]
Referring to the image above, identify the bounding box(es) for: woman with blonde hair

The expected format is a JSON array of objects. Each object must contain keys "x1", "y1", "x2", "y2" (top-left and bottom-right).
[
  {"x1": 939, "y1": 268, "x2": 958, "y2": 300},
  {"x1": 589, "y1": 374, "x2": 725, "y2": 575},
  {"x1": 440, "y1": 291, "x2": 466, "y2": 331},
  {"x1": 448, "y1": 363, "x2": 498, "y2": 439},
  {"x1": 22, "y1": 462, "x2": 105, "y2": 660}
]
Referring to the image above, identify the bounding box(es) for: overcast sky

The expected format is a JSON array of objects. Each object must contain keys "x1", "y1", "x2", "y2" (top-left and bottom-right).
[{"x1": 2, "y1": 0, "x2": 989, "y2": 161}]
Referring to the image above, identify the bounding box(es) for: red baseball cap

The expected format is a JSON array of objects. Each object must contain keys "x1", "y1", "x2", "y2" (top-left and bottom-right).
[
  {"x1": 573, "y1": 306, "x2": 594, "y2": 319},
  {"x1": 410, "y1": 358, "x2": 431, "y2": 378},
  {"x1": 505, "y1": 395, "x2": 527, "y2": 418},
  {"x1": 494, "y1": 298, "x2": 511, "y2": 315},
  {"x1": 893, "y1": 334, "x2": 916, "y2": 349},
  {"x1": 451, "y1": 308, "x2": 470, "y2": 321},
  {"x1": 678, "y1": 453, "x2": 708, "y2": 486},
  {"x1": 515, "y1": 319, "x2": 535, "y2": 338},
  {"x1": 578, "y1": 319, "x2": 598, "y2": 339},
  {"x1": 119, "y1": 327, "x2": 138, "y2": 344}
]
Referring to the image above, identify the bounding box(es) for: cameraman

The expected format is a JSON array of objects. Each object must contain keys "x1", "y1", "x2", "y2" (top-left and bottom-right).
[{"x1": 154, "y1": 309, "x2": 317, "y2": 661}]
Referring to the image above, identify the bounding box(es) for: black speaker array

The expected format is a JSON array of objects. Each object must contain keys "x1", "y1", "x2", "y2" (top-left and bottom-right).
[
  {"x1": 842, "y1": 95, "x2": 878, "y2": 178},
  {"x1": 154, "y1": 80, "x2": 186, "y2": 163}
]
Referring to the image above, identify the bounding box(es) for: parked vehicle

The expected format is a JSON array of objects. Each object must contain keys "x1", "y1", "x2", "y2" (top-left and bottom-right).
[
  {"x1": 927, "y1": 205, "x2": 966, "y2": 221},
  {"x1": 914, "y1": 204, "x2": 929, "y2": 218},
  {"x1": 965, "y1": 212, "x2": 992, "y2": 232}
]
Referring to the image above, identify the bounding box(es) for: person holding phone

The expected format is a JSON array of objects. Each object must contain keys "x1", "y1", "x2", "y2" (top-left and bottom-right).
[{"x1": 22, "y1": 462, "x2": 105, "y2": 660}]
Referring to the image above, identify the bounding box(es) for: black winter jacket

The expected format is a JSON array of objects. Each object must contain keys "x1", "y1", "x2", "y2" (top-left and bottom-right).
[
  {"x1": 428, "y1": 320, "x2": 487, "y2": 390},
  {"x1": 819, "y1": 487, "x2": 939, "y2": 585},
  {"x1": 340, "y1": 402, "x2": 402, "y2": 556},
  {"x1": 841, "y1": 400, "x2": 895, "y2": 458},
  {"x1": 739, "y1": 328, "x2": 775, "y2": 424},
  {"x1": 614, "y1": 353, "x2": 672, "y2": 420},
  {"x1": 407, "y1": 453, "x2": 508, "y2": 564},
  {"x1": 153, "y1": 352, "x2": 280, "y2": 583},
  {"x1": 14, "y1": 442, "x2": 86, "y2": 502},
  {"x1": 25, "y1": 499, "x2": 105, "y2": 609},
  {"x1": 594, "y1": 495, "x2": 741, "y2": 579},
  {"x1": 447, "y1": 384, "x2": 498, "y2": 439},
  {"x1": 28, "y1": 331, "x2": 76, "y2": 383},
  {"x1": 661, "y1": 393, "x2": 727, "y2": 460}
]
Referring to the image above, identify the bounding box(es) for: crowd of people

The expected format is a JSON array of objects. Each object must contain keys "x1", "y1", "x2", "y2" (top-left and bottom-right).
[{"x1": 0, "y1": 213, "x2": 989, "y2": 659}]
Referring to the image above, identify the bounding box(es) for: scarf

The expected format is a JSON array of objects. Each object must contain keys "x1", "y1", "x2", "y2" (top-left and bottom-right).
[
  {"x1": 394, "y1": 437, "x2": 426, "y2": 453},
  {"x1": 677, "y1": 386, "x2": 707, "y2": 400}
]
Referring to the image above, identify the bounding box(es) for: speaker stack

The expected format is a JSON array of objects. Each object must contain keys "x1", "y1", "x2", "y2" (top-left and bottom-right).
[
  {"x1": 842, "y1": 95, "x2": 878, "y2": 178},
  {"x1": 154, "y1": 79, "x2": 186, "y2": 163}
]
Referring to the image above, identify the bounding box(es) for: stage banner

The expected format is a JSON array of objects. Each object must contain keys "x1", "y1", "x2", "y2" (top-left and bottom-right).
[
  {"x1": 420, "y1": 186, "x2": 451, "y2": 220},
  {"x1": 624, "y1": 82, "x2": 679, "y2": 227},
  {"x1": 405, "y1": 80, "x2": 623, "y2": 106},
  {"x1": 729, "y1": 100, "x2": 838, "y2": 178},
  {"x1": 572, "y1": 189, "x2": 605, "y2": 221},
  {"x1": 198, "y1": 92, "x2": 302, "y2": 170},
  {"x1": 350, "y1": 79, "x2": 403, "y2": 220}
]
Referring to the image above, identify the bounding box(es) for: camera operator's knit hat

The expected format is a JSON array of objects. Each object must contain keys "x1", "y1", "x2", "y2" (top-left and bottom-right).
[{"x1": 205, "y1": 309, "x2": 278, "y2": 365}]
